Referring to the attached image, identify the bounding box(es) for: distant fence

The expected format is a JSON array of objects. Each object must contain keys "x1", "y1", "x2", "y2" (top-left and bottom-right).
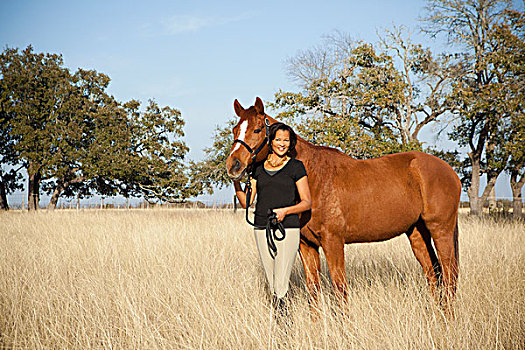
[
  {"x1": 459, "y1": 199, "x2": 522, "y2": 210},
  {"x1": 5, "y1": 193, "x2": 522, "y2": 211},
  {"x1": 5, "y1": 193, "x2": 238, "y2": 211}
]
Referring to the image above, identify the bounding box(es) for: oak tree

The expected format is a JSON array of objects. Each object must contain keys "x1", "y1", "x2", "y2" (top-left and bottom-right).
[
  {"x1": 1, "y1": 46, "x2": 193, "y2": 209},
  {"x1": 0, "y1": 46, "x2": 69, "y2": 210},
  {"x1": 270, "y1": 30, "x2": 458, "y2": 158},
  {"x1": 423, "y1": 0, "x2": 523, "y2": 215}
]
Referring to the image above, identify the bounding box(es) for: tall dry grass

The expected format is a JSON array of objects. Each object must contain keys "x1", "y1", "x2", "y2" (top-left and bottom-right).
[{"x1": 0, "y1": 209, "x2": 524, "y2": 349}]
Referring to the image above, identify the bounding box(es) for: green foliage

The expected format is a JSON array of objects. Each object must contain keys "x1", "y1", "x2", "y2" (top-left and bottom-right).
[
  {"x1": 0, "y1": 81, "x2": 23, "y2": 199},
  {"x1": 435, "y1": 0, "x2": 523, "y2": 175},
  {"x1": 269, "y1": 29, "x2": 456, "y2": 158},
  {"x1": 0, "y1": 46, "x2": 68, "y2": 176},
  {"x1": 193, "y1": 29, "x2": 459, "y2": 195},
  {"x1": 423, "y1": 0, "x2": 524, "y2": 214},
  {"x1": 0, "y1": 46, "x2": 193, "y2": 207},
  {"x1": 498, "y1": 11, "x2": 525, "y2": 207},
  {"x1": 121, "y1": 99, "x2": 195, "y2": 202},
  {"x1": 189, "y1": 119, "x2": 236, "y2": 193},
  {"x1": 491, "y1": 9, "x2": 525, "y2": 180}
]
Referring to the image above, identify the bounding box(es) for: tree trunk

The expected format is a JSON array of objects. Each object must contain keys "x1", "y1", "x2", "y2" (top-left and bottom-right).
[
  {"x1": 510, "y1": 171, "x2": 525, "y2": 220},
  {"x1": 479, "y1": 174, "x2": 499, "y2": 213},
  {"x1": 0, "y1": 180, "x2": 8, "y2": 210},
  {"x1": 47, "y1": 177, "x2": 85, "y2": 210},
  {"x1": 468, "y1": 153, "x2": 504, "y2": 217},
  {"x1": 488, "y1": 186, "x2": 496, "y2": 212},
  {"x1": 469, "y1": 195, "x2": 482, "y2": 216},
  {"x1": 47, "y1": 185, "x2": 63, "y2": 211},
  {"x1": 468, "y1": 158, "x2": 483, "y2": 216},
  {"x1": 511, "y1": 186, "x2": 523, "y2": 219},
  {"x1": 27, "y1": 171, "x2": 41, "y2": 211}
]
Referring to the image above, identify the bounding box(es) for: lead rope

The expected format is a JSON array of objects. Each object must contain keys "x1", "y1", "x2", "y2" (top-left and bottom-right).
[
  {"x1": 266, "y1": 210, "x2": 286, "y2": 259},
  {"x1": 243, "y1": 179, "x2": 286, "y2": 259}
]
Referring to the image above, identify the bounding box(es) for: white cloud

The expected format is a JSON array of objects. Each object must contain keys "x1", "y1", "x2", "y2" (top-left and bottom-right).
[{"x1": 161, "y1": 13, "x2": 254, "y2": 35}]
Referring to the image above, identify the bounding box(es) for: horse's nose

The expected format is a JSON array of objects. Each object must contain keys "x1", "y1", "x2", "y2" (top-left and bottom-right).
[{"x1": 231, "y1": 158, "x2": 241, "y2": 173}]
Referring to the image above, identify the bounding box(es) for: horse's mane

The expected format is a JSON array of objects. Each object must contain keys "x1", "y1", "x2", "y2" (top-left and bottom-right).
[{"x1": 296, "y1": 135, "x2": 351, "y2": 159}]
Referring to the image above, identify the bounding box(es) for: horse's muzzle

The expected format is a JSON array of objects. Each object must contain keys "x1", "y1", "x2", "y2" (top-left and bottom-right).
[{"x1": 226, "y1": 157, "x2": 246, "y2": 180}]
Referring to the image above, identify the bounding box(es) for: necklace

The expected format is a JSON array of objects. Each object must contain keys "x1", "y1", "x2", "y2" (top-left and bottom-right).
[{"x1": 266, "y1": 154, "x2": 289, "y2": 168}]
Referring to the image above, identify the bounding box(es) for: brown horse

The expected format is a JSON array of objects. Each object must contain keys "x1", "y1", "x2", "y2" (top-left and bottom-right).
[{"x1": 226, "y1": 97, "x2": 461, "y2": 307}]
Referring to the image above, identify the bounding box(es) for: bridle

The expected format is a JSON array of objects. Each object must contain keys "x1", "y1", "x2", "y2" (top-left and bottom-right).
[
  {"x1": 232, "y1": 115, "x2": 271, "y2": 164},
  {"x1": 232, "y1": 114, "x2": 270, "y2": 227},
  {"x1": 232, "y1": 115, "x2": 285, "y2": 259}
]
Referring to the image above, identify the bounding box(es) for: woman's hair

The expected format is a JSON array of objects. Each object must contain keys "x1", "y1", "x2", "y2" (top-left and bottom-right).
[{"x1": 268, "y1": 122, "x2": 297, "y2": 157}]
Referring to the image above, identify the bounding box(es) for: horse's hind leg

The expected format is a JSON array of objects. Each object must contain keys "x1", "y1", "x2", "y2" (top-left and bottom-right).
[
  {"x1": 299, "y1": 239, "x2": 321, "y2": 310},
  {"x1": 407, "y1": 222, "x2": 442, "y2": 297},
  {"x1": 425, "y1": 216, "x2": 459, "y2": 309}
]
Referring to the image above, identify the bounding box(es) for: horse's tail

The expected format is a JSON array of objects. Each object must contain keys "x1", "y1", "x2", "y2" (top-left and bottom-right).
[{"x1": 454, "y1": 215, "x2": 459, "y2": 272}]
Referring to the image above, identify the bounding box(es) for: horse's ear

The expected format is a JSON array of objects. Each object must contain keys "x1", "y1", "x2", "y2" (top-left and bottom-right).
[
  {"x1": 254, "y1": 97, "x2": 264, "y2": 115},
  {"x1": 234, "y1": 99, "x2": 244, "y2": 117}
]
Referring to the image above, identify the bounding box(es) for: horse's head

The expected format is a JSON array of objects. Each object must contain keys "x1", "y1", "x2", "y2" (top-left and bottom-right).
[{"x1": 226, "y1": 97, "x2": 270, "y2": 180}]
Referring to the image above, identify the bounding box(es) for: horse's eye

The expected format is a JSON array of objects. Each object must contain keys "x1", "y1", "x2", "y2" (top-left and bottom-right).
[{"x1": 254, "y1": 129, "x2": 262, "y2": 133}]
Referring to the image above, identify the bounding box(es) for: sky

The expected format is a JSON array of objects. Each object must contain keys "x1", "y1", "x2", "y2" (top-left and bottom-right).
[{"x1": 1, "y1": 0, "x2": 523, "y2": 204}]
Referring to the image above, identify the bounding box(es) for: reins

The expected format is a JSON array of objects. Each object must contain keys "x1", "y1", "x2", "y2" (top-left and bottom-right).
[{"x1": 233, "y1": 115, "x2": 286, "y2": 259}]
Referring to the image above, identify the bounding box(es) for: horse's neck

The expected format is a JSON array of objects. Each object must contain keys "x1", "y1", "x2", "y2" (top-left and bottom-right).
[
  {"x1": 266, "y1": 116, "x2": 354, "y2": 167},
  {"x1": 295, "y1": 137, "x2": 319, "y2": 168},
  {"x1": 295, "y1": 136, "x2": 356, "y2": 170}
]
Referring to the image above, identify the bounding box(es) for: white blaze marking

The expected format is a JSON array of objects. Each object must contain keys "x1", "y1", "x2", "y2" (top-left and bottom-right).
[{"x1": 230, "y1": 120, "x2": 248, "y2": 155}]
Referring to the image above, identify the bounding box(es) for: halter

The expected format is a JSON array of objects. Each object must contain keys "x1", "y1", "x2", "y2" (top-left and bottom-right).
[
  {"x1": 232, "y1": 115, "x2": 286, "y2": 259},
  {"x1": 232, "y1": 115, "x2": 271, "y2": 164}
]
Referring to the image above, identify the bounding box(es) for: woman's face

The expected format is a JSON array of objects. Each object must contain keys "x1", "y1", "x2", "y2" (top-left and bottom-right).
[{"x1": 272, "y1": 129, "x2": 291, "y2": 157}]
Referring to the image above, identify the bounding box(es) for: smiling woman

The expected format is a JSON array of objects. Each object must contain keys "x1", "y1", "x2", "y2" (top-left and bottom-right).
[{"x1": 231, "y1": 101, "x2": 311, "y2": 318}]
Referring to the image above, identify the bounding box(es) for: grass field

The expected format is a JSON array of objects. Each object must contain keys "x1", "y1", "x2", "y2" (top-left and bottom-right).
[{"x1": 1, "y1": 209, "x2": 524, "y2": 349}]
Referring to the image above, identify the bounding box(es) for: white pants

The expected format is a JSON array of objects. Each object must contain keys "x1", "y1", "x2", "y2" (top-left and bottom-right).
[{"x1": 254, "y1": 228, "x2": 300, "y2": 298}]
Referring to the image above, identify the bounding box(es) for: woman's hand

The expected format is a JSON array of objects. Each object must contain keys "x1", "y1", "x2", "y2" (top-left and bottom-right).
[
  {"x1": 273, "y1": 207, "x2": 288, "y2": 222},
  {"x1": 272, "y1": 177, "x2": 311, "y2": 221}
]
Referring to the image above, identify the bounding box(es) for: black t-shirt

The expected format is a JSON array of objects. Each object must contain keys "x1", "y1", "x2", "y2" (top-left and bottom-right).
[{"x1": 253, "y1": 158, "x2": 307, "y2": 228}]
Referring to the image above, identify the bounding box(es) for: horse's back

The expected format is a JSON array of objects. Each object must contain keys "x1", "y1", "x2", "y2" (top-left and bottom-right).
[
  {"x1": 301, "y1": 150, "x2": 460, "y2": 243},
  {"x1": 354, "y1": 151, "x2": 461, "y2": 226}
]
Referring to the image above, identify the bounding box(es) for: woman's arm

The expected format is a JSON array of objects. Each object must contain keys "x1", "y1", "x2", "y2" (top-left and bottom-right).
[
  {"x1": 233, "y1": 178, "x2": 257, "y2": 209},
  {"x1": 273, "y1": 176, "x2": 311, "y2": 222}
]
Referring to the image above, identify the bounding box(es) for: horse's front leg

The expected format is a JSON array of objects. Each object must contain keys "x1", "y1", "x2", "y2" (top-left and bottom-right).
[{"x1": 299, "y1": 239, "x2": 321, "y2": 311}]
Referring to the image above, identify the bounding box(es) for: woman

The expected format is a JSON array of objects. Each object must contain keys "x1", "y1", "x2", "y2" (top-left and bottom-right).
[{"x1": 233, "y1": 122, "x2": 311, "y2": 305}]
